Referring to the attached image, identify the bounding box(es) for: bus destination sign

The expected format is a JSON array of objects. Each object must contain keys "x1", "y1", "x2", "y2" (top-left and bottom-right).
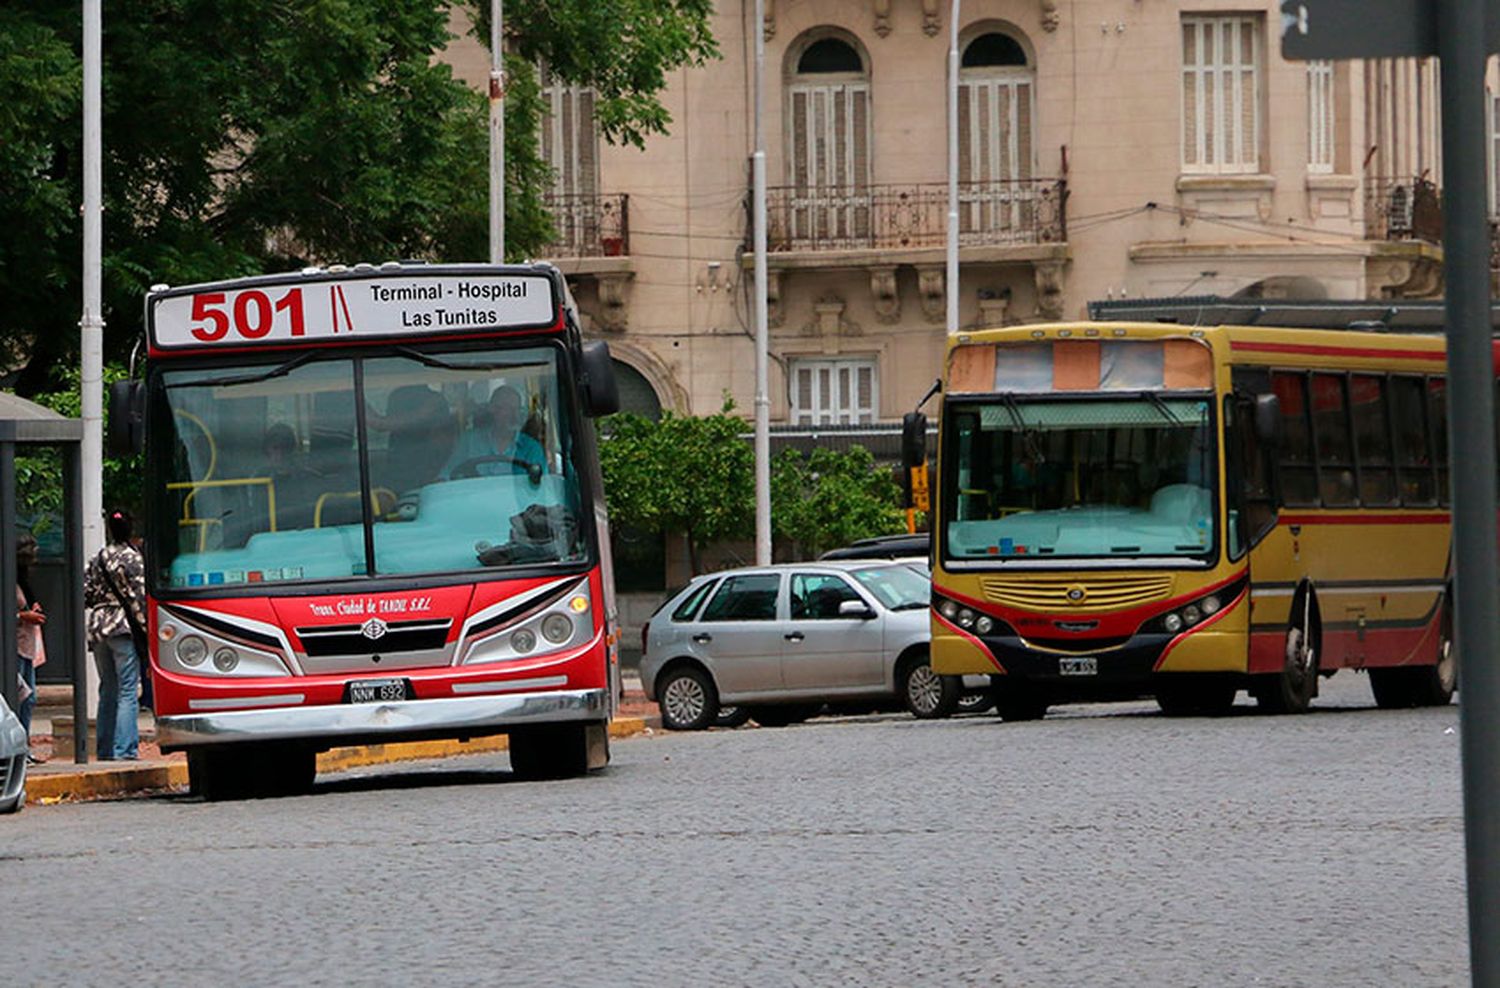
[{"x1": 150, "y1": 273, "x2": 557, "y2": 350}]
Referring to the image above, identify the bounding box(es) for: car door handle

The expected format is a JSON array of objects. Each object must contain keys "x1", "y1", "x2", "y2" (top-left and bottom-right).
[
  {"x1": 692, "y1": 633, "x2": 713, "y2": 644},
  {"x1": 784, "y1": 631, "x2": 804, "y2": 642}
]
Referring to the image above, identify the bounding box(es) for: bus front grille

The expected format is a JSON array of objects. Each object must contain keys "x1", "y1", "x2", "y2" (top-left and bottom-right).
[
  {"x1": 295, "y1": 619, "x2": 453, "y2": 657},
  {"x1": 979, "y1": 575, "x2": 1175, "y2": 611}
]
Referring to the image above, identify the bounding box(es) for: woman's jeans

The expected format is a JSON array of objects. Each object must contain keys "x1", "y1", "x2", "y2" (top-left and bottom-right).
[
  {"x1": 17, "y1": 658, "x2": 35, "y2": 737},
  {"x1": 94, "y1": 634, "x2": 140, "y2": 760}
]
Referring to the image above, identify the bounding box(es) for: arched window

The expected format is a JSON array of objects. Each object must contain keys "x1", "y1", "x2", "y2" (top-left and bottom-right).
[
  {"x1": 785, "y1": 32, "x2": 871, "y2": 247},
  {"x1": 611, "y1": 359, "x2": 662, "y2": 421},
  {"x1": 959, "y1": 29, "x2": 1036, "y2": 236}
]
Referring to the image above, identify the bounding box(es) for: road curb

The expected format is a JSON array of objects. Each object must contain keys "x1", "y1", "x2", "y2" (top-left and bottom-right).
[{"x1": 25, "y1": 716, "x2": 648, "y2": 804}]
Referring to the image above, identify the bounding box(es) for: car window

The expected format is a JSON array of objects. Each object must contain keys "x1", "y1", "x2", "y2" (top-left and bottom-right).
[
  {"x1": 699, "y1": 574, "x2": 780, "y2": 622},
  {"x1": 851, "y1": 564, "x2": 930, "y2": 610},
  {"x1": 790, "y1": 573, "x2": 863, "y2": 619},
  {"x1": 671, "y1": 579, "x2": 718, "y2": 622}
]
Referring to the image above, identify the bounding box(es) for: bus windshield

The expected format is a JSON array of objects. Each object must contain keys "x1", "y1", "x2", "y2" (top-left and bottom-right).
[
  {"x1": 942, "y1": 395, "x2": 1216, "y2": 562},
  {"x1": 150, "y1": 344, "x2": 588, "y2": 589}
]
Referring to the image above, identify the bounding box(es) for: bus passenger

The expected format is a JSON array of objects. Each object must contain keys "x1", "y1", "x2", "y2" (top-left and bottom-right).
[
  {"x1": 370, "y1": 386, "x2": 457, "y2": 494},
  {"x1": 262, "y1": 423, "x2": 319, "y2": 530},
  {"x1": 446, "y1": 384, "x2": 546, "y2": 479}
]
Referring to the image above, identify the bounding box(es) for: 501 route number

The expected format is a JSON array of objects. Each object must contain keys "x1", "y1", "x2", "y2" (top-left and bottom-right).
[{"x1": 190, "y1": 288, "x2": 306, "y2": 342}]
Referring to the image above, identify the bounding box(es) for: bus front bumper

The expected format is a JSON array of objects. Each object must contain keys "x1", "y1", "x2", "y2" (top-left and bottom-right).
[{"x1": 155, "y1": 688, "x2": 609, "y2": 751}]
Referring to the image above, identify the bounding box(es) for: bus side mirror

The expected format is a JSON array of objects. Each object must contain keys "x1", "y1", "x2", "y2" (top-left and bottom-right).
[
  {"x1": 107, "y1": 380, "x2": 144, "y2": 456},
  {"x1": 1253, "y1": 394, "x2": 1281, "y2": 448},
  {"x1": 901, "y1": 411, "x2": 927, "y2": 470},
  {"x1": 580, "y1": 341, "x2": 620, "y2": 418}
]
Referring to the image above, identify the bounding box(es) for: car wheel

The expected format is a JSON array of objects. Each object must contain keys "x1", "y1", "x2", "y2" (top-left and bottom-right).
[
  {"x1": 899, "y1": 654, "x2": 961, "y2": 719},
  {"x1": 748, "y1": 704, "x2": 822, "y2": 727},
  {"x1": 714, "y1": 706, "x2": 752, "y2": 728},
  {"x1": 658, "y1": 666, "x2": 719, "y2": 731}
]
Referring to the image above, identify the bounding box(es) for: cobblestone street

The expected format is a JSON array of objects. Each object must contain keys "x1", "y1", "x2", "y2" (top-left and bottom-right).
[{"x1": 4, "y1": 674, "x2": 1466, "y2": 986}]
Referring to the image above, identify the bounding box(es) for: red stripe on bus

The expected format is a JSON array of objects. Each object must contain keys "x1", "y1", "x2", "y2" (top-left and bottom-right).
[
  {"x1": 1230, "y1": 341, "x2": 1446, "y2": 362},
  {"x1": 1278, "y1": 512, "x2": 1450, "y2": 526},
  {"x1": 932, "y1": 610, "x2": 1006, "y2": 673}
]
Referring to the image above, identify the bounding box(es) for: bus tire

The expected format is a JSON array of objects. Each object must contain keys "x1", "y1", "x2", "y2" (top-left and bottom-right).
[
  {"x1": 190, "y1": 744, "x2": 315, "y2": 801},
  {"x1": 657, "y1": 665, "x2": 719, "y2": 731},
  {"x1": 1155, "y1": 678, "x2": 1236, "y2": 717},
  {"x1": 509, "y1": 722, "x2": 605, "y2": 780},
  {"x1": 898, "y1": 651, "x2": 961, "y2": 719},
  {"x1": 993, "y1": 681, "x2": 1048, "y2": 722},
  {"x1": 1371, "y1": 604, "x2": 1456, "y2": 708},
  {"x1": 1256, "y1": 588, "x2": 1320, "y2": 715}
]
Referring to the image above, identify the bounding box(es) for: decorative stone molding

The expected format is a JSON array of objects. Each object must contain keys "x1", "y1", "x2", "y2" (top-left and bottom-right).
[
  {"x1": 874, "y1": 0, "x2": 892, "y2": 37},
  {"x1": 977, "y1": 293, "x2": 1011, "y2": 328},
  {"x1": 1034, "y1": 261, "x2": 1065, "y2": 320},
  {"x1": 922, "y1": 0, "x2": 940, "y2": 36},
  {"x1": 1372, "y1": 256, "x2": 1444, "y2": 299},
  {"x1": 916, "y1": 265, "x2": 945, "y2": 322},
  {"x1": 595, "y1": 272, "x2": 633, "y2": 331},
  {"x1": 800, "y1": 294, "x2": 862, "y2": 350},
  {"x1": 868, "y1": 265, "x2": 900, "y2": 323},
  {"x1": 1040, "y1": 0, "x2": 1060, "y2": 32},
  {"x1": 764, "y1": 0, "x2": 775, "y2": 40},
  {"x1": 599, "y1": 338, "x2": 690, "y2": 414}
]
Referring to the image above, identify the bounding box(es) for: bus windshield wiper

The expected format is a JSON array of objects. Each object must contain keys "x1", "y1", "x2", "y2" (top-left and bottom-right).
[
  {"x1": 166, "y1": 352, "x2": 318, "y2": 389},
  {"x1": 1140, "y1": 390, "x2": 1181, "y2": 425},
  {"x1": 392, "y1": 345, "x2": 548, "y2": 373},
  {"x1": 998, "y1": 392, "x2": 1027, "y2": 430}
]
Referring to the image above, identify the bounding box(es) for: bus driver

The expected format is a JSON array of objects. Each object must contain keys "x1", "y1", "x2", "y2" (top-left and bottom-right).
[{"x1": 446, "y1": 384, "x2": 547, "y2": 479}]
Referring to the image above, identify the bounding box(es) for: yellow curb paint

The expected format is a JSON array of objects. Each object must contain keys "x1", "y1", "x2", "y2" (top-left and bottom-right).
[{"x1": 26, "y1": 717, "x2": 647, "y2": 803}]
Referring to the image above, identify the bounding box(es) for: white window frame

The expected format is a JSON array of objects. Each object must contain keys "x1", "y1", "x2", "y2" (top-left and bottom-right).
[
  {"x1": 1489, "y1": 88, "x2": 1500, "y2": 217},
  {"x1": 1181, "y1": 14, "x2": 1262, "y2": 174},
  {"x1": 959, "y1": 61, "x2": 1037, "y2": 237},
  {"x1": 788, "y1": 357, "x2": 878, "y2": 425},
  {"x1": 1307, "y1": 60, "x2": 1335, "y2": 174}
]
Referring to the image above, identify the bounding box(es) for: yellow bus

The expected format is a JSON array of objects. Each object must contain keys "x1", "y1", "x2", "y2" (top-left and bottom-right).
[{"x1": 909, "y1": 299, "x2": 1496, "y2": 720}]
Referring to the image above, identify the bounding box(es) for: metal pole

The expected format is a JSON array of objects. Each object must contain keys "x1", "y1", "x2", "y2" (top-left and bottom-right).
[
  {"x1": 64, "y1": 444, "x2": 88, "y2": 765},
  {"x1": 1435, "y1": 1, "x2": 1500, "y2": 982},
  {"x1": 1, "y1": 445, "x2": 17, "y2": 717},
  {"x1": 946, "y1": 0, "x2": 961, "y2": 337},
  {"x1": 489, "y1": 0, "x2": 506, "y2": 263},
  {"x1": 752, "y1": 0, "x2": 772, "y2": 565},
  {"x1": 80, "y1": 0, "x2": 104, "y2": 559}
]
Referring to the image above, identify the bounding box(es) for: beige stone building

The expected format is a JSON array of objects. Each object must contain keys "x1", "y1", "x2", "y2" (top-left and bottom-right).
[{"x1": 447, "y1": 0, "x2": 1455, "y2": 432}]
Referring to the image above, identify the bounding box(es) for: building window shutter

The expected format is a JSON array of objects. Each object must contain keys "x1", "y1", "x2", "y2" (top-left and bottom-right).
[
  {"x1": 1308, "y1": 61, "x2": 1335, "y2": 173},
  {"x1": 1182, "y1": 15, "x2": 1261, "y2": 173},
  {"x1": 789, "y1": 358, "x2": 879, "y2": 425}
]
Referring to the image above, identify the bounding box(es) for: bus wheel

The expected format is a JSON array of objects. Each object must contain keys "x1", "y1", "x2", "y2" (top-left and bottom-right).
[
  {"x1": 509, "y1": 722, "x2": 608, "y2": 780},
  {"x1": 899, "y1": 653, "x2": 961, "y2": 719},
  {"x1": 1371, "y1": 606, "x2": 1456, "y2": 708},
  {"x1": 190, "y1": 744, "x2": 315, "y2": 801},
  {"x1": 1256, "y1": 596, "x2": 1319, "y2": 714},
  {"x1": 993, "y1": 681, "x2": 1048, "y2": 722},
  {"x1": 1155, "y1": 678, "x2": 1236, "y2": 717},
  {"x1": 658, "y1": 665, "x2": 719, "y2": 731}
]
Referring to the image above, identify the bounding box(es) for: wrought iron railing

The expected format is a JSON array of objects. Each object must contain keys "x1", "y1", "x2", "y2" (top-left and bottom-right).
[
  {"x1": 1364, "y1": 177, "x2": 1442, "y2": 243},
  {"x1": 756, "y1": 179, "x2": 1067, "y2": 253},
  {"x1": 542, "y1": 193, "x2": 630, "y2": 258}
]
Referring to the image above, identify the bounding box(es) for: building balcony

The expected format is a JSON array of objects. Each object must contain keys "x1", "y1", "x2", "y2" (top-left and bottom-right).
[
  {"x1": 542, "y1": 192, "x2": 631, "y2": 260},
  {"x1": 755, "y1": 179, "x2": 1067, "y2": 258},
  {"x1": 1364, "y1": 177, "x2": 1442, "y2": 243}
]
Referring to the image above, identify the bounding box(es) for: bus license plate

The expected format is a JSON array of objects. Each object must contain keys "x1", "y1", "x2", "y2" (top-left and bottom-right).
[
  {"x1": 1058, "y1": 657, "x2": 1098, "y2": 676},
  {"x1": 346, "y1": 678, "x2": 410, "y2": 703}
]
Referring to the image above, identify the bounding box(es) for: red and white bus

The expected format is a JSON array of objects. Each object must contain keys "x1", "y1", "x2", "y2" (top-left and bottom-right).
[{"x1": 111, "y1": 263, "x2": 621, "y2": 798}]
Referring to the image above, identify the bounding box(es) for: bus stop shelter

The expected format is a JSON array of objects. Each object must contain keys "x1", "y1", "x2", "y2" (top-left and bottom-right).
[{"x1": 0, "y1": 391, "x2": 89, "y2": 763}]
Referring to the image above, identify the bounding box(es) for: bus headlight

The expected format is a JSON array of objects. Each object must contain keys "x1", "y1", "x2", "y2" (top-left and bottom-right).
[
  {"x1": 511, "y1": 629, "x2": 537, "y2": 654},
  {"x1": 213, "y1": 647, "x2": 239, "y2": 672},
  {"x1": 1183, "y1": 605, "x2": 1202, "y2": 625},
  {"x1": 975, "y1": 616, "x2": 995, "y2": 635},
  {"x1": 1163, "y1": 613, "x2": 1184, "y2": 634},
  {"x1": 957, "y1": 609, "x2": 976, "y2": 629},
  {"x1": 176, "y1": 635, "x2": 207, "y2": 666},
  {"x1": 541, "y1": 613, "x2": 573, "y2": 644},
  {"x1": 938, "y1": 600, "x2": 958, "y2": 620},
  {"x1": 1201, "y1": 595, "x2": 1221, "y2": 616}
]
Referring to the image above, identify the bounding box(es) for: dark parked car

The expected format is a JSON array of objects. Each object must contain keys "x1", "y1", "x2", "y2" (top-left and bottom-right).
[{"x1": 818, "y1": 533, "x2": 930, "y2": 562}]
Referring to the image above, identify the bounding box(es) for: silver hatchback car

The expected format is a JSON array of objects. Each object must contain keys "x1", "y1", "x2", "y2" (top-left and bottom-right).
[
  {"x1": 639, "y1": 561, "x2": 961, "y2": 730},
  {"x1": 0, "y1": 694, "x2": 27, "y2": 814}
]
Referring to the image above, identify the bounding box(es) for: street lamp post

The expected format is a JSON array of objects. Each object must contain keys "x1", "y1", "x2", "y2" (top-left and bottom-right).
[
  {"x1": 489, "y1": 0, "x2": 505, "y2": 263},
  {"x1": 946, "y1": 0, "x2": 961, "y2": 338},
  {"x1": 81, "y1": 0, "x2": 103, "y2": 557},
  {"x1": 753, "y1": 0, "x2": 771, "y2": 565}
]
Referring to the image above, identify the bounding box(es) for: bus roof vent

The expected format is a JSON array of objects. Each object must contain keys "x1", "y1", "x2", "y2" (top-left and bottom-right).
[
  {"x1": 379, "y1": 260, "x2": 402, "y2": 271},
  {"x1": 352, "y1": 262, "x2": 375, "y2": 272},
  {"x1": 300, "y1": 266, "x2": 322, "y2": 276},
  {"x1": 326, "y1": 264, "x2": 348, "y2": 273}
]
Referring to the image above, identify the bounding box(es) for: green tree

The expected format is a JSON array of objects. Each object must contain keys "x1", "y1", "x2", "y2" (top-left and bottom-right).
[
  {"x1": 771, "y1": 445, "x2": 906, "y2": 558},
  {"x1": 1, "y1": 2, "x2": 717, "y2": 395},
  {"x1": 599, "y1": 403, "x2": 753, "y2": 574}
]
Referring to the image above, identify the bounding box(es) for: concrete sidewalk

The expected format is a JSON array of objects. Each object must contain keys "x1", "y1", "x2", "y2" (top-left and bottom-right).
[{"x1": 24, "y1": 677, "x2": 660, "y2": 804}]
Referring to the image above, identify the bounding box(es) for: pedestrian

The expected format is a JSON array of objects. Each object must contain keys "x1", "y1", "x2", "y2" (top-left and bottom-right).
[
  {"x1": 14, "y1": 532, "x2": 47, "y2": 764},
  {"x1": 84, "y1": 509, "x2": 147, "y2": 761}
]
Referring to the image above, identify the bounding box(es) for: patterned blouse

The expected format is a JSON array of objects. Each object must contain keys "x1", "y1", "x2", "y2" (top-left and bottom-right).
[{"x1": 84, "y1": 543, "x2": 147, "y2": 647}]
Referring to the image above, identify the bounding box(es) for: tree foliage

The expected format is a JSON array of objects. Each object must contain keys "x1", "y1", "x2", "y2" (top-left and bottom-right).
[
  {"x1": 0, "y1": 1, "x2": 718, "y2": 395},
  {"x1": 770, "y1": 445, "x2": 906, "y2": 558},
  {"x1": 599, "y1": 403, "x2": 753, "y2": 573}
]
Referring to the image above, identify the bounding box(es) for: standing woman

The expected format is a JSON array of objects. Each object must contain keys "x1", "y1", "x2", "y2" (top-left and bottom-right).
[
  {"x1": 84, "y1": 510, "x2": 146, "y2": 761},
  {"x1": 15, "y1": 532, "x2": 47, "y2": 764}
]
